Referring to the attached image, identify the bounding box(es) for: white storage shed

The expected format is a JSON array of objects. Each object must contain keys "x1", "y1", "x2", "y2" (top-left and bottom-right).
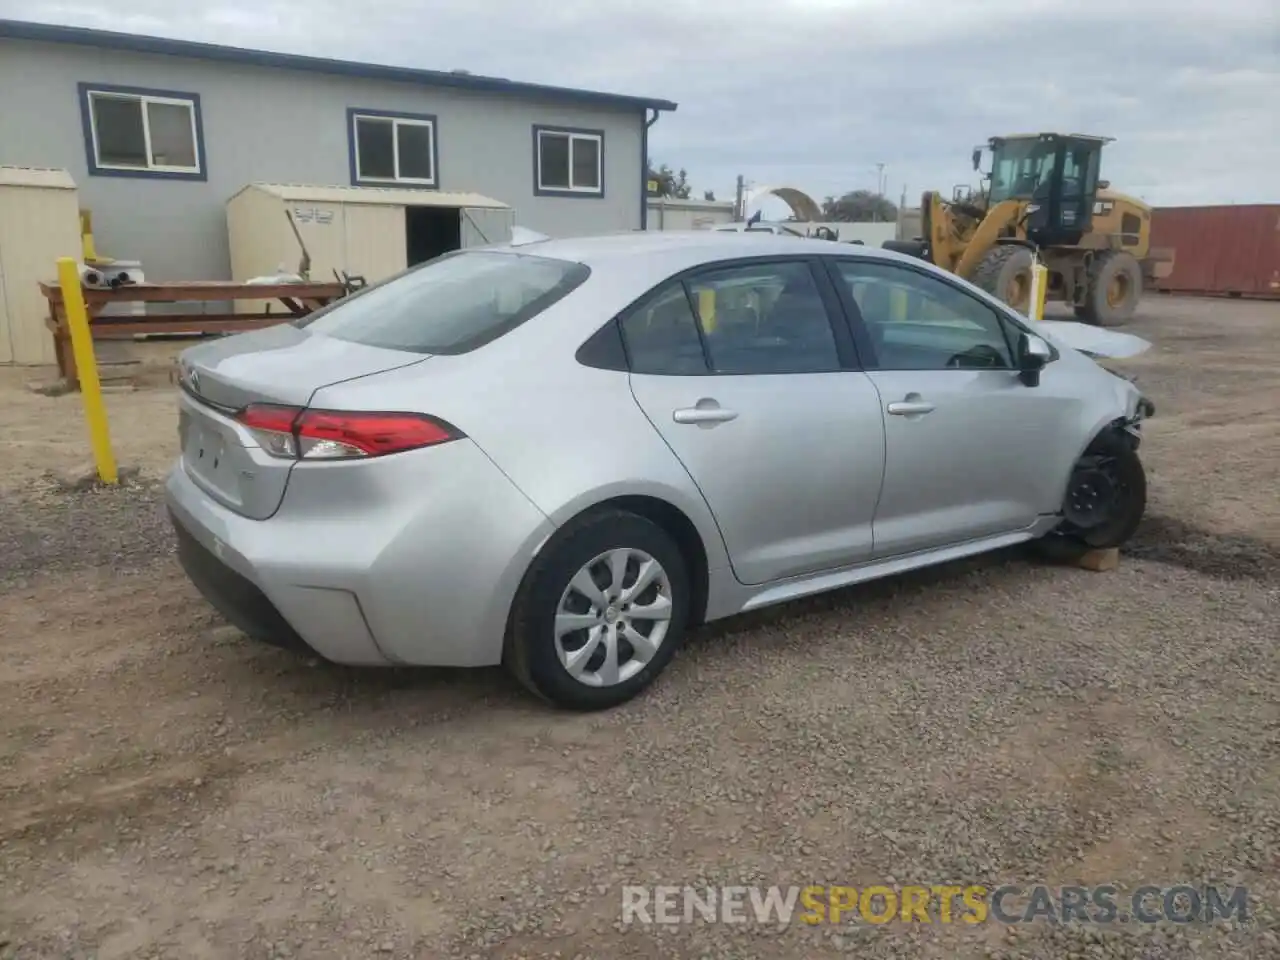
[
  {"x1": 646, "y1": 197, "x2": 736, "y2": 231},
  {"x1": 226, "y1": 183, "x2": 515, "y2": 291},
  {"x1": 0, "y1": 166, "x2": 82, "y2": 365}
]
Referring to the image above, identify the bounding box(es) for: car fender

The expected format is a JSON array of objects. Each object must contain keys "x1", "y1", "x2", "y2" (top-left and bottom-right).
[
  {"x1": 538, "y1": 477, "x2": 731, "y2": 576},
  {"x1": 1056, "y1": 371, "x2": 1147, "y2": 504}
]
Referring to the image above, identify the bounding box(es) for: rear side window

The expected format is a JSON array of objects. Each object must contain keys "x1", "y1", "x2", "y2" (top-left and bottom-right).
[
  {"x1": 619, "y1": 260, "x2": 842, "y2": 375},
  {"x1": 296, "y1": 250, "x2": 589, "y2": 354},
  {"x1": 687, "y1": 261, "x2": 840, "y2": 374},
  {"x1": 619, "y1": 283, "x2": 708, "y2": 375}
]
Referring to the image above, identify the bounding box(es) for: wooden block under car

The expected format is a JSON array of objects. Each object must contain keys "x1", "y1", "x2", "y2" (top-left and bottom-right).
[{"x1": 1076, "y1": 548, "x2": 1120, "y2": 572}]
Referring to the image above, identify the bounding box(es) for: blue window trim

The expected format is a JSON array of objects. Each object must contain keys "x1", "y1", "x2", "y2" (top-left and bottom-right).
[
  {"x1": 532, "y1": 125, "x2": 605, "y2": 199},
  {"x1": 347, "y1": 108, "x2": 440, "y2": 189},
  {"x1": 77, "y1": 82, "x2": 207, "y2": 182}
]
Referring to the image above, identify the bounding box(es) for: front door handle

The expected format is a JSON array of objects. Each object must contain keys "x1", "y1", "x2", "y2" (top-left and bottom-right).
[
  {"x1": 886, "y1": 400, "x2": 936, "y2": 416},
  {"x1": 673, "y1": 400, "x2": 739, "y2": 425}
]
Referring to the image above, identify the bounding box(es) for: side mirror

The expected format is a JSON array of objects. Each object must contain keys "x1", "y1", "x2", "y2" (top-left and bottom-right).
[
  {"x1": 1097, "y1": 179, "x2": 1110, "y2": 190},
  {"x1": 972, "y1": 148, "x2": 982, "y2": 171},
  {"x1": 1018, "y1": 332, "x2": 1053, "y2": 387}
]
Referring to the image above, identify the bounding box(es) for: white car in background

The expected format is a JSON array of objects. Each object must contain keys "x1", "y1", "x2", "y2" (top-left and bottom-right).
[
  {"x1": 711, "y1": 222, "x2": 805, "y2": 236},
  {"x1": 712, "y1": 222, "x2": 853, "y2": 242}
]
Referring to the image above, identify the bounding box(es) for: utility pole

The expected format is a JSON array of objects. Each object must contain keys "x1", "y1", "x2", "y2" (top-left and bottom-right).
[
  {"x1": 874, "y1": 163, "x2": 886, "y2": 222},
  {"x1": 734, "y1": 174, "x2": 745, "y2": 222}
]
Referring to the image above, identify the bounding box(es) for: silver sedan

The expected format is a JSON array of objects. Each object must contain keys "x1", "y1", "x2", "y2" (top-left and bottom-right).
[{"x1": 166, "y1": 233, "x2": 1153, "y2": 709}]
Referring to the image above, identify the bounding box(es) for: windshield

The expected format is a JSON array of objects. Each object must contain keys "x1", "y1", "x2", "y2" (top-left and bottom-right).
[
  {"x1": 988, "y1": 138, "x2": 1058, "y2": 203},
  {"x1": 295, "y1": 250, "x2": 589, "y2": 355}
]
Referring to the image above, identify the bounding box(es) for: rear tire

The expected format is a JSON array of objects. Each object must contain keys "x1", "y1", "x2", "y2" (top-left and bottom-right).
[
  {"x1": 1031, "y1": 428, "x2": 1147, "y2": 562},
  {"x1": 972, "y1": 245, "x2": 1035, "y2": 314},
  {"x1": 1074, "y1": 250, "x2": 1142, "y2": 327},
  {"x1": 506, "y1": 509, "x2": 690, "y2": 710}
]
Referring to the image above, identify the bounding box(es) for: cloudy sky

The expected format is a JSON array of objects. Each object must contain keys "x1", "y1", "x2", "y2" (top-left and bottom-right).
[{"x1": 5, "y1": 0, "x2": 1276, "y2": 209}]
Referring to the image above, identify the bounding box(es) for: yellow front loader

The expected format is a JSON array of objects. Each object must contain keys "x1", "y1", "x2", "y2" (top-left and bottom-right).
[{"x1": 885, "y1": 133, "x2": 1173, "y2": 326}]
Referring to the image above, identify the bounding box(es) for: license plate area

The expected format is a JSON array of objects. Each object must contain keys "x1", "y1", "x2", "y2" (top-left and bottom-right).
[
  {"x1": 181, "y1": 405, "x2": 251, "y2": 505},
  {"x1": 177, "y1": 390, "x2": 293, "y2": 520},
  {"x1": 185, "y1": 417, "x2": 228, "y2": 473}
]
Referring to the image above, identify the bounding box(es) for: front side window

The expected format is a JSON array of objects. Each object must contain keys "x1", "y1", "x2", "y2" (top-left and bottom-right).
[
  {"x1": 834, "y1": 260, "x2": 1016, "y2": 370},
  {"x1": 534, "y1": 126, "x2": 603, "y2": 195},
  {"x1": 297, "y1": 251, "x2": 587, "y2": 354},
  {"x1": 79, "y1": 84, "x2": 203, "y2": 178},
  {"x1": 350, "y1": 110, "x2": 436, "y2": 186}
]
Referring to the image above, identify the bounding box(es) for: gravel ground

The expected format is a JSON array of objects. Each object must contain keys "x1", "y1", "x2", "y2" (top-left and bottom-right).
[{"x1": 1, "y1": 296, "x2": 1277, "y2": 959}]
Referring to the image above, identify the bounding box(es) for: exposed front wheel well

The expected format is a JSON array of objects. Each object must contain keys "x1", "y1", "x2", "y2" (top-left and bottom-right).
[{"x1": 1034, "y1": 422, "x2": 1146, "y2": 561}]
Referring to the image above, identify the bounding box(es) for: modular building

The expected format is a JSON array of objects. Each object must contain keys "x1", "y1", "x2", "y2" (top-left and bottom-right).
[{"x1": 0, "y1": 19, "x2": 677, "y2": 289}]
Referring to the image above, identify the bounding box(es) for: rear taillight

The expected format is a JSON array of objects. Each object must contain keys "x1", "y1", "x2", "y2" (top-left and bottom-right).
[
  {"x1": 238, "y1": 404, "x2": 301, "y2": 458},
  {"x1": 236, "y1": 405, "x2": 460, "y2": 460}
]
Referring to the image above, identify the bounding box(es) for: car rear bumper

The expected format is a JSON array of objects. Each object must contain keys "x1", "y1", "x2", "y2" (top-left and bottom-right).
[
  {"x1": 171, "y1": 513, "x2": 315, "y2": 655},
  {"x1": 164, "y1": 438, "x2": 556, "y2": 668},
  {"x1": 167, "y1": 477, "x2": 391, "y2": 665}
]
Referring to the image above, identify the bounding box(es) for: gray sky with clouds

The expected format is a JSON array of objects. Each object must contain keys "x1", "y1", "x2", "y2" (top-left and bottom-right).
[{"x1": 6, "y1": 0, "x2": 1277, "y2": 208}]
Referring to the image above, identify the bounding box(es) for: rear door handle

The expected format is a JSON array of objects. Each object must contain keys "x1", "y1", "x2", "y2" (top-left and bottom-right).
[
  {"x1": 886, "y1": 401, "x2": 936, "y2": 416},
  {"x1": 673, "y1": 403, "x2": 738, "y2": 425}
]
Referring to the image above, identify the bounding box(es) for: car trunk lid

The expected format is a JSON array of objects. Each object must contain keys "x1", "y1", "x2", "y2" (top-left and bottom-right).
[{"x1": 176, "y1": 325, "x2": 427, "y2": 519}]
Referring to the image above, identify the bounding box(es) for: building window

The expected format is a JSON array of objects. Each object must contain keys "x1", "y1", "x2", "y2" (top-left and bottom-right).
[
  {"x1": 78, "y1": 83, "x2": 205, "y2": 180},
  {"x1": 348, "y1": 109, "x2": 437, "y2": 187},
  {"x1": 533, "y1": 126, "x2": 603, "y2": 197}
]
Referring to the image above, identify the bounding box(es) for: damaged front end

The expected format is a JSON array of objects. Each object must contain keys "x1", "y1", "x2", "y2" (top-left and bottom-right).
[{"x1": 1107, "y1": 369, "x2": 1156, "y2": 446}]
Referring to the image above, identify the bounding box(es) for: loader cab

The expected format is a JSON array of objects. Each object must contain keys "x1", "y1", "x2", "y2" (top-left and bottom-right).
[{"x1": 985, "y1": 133, "x2": 1109, "y2": 246}]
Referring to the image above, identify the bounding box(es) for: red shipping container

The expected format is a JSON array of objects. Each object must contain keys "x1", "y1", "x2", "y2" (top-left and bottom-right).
[{"x1": 1150, "y1": 204, "x2": 1280, "y2": 298}]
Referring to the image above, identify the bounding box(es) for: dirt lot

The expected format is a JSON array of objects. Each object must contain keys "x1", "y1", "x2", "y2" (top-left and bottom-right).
[{"x1": 1, "y1": 297, "x2": 1277, "y2": 959}]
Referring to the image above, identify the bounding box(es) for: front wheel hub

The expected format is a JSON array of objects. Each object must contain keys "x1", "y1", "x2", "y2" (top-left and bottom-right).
[{"x1": 1064, "y1": 468, "x2": 1117, "y2": 528}]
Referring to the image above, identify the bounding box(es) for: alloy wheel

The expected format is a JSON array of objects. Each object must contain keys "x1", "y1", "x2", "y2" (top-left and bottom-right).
[{"x1": 554, "y1": 548, "x2": 673, "y2": 687}]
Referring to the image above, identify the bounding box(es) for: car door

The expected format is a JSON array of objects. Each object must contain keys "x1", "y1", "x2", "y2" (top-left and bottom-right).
[
  {"x1": 623, "y1": 257, "x2": 886, "y2": 586},
  {"x1": 826, "y1": 256, "x2": 1082, "y2": 558}
]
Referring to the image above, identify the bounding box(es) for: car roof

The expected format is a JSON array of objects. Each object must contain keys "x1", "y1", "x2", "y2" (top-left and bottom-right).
[{"x1": 490, "y1": 230, "x2": 914, "y2": 273}]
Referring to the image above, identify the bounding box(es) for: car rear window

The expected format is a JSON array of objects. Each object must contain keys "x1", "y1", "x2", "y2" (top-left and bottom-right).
[{"x1": 294, "y1": 250, "x2": 590, "y2": 354}]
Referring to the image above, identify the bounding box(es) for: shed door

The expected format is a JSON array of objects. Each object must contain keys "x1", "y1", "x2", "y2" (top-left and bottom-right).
[
  {"x1": 460, "y1": 207, "x2": 513, "y2": 248},
  {"x1": 0, "y1": 187, "x2": 79, "y2": 365},
  {"x1": 344, "y1": 204, "x2": 407, "y2": 284}
]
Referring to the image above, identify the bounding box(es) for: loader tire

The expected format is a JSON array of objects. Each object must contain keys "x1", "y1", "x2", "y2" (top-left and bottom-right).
[
  {"x1": 1074, "y1": 250, "x2": 1142, "y2": 327},
  {"x1": 972, "y1": 245, "x2": 1035, "y2": 314}
]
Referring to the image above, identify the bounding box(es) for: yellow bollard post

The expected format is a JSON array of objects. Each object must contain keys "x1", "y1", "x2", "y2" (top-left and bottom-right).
[
  {"x1": 698, "y1": 288, "x2": 717, "y2": 333},
  {"x1": 56, "y1": 256, "x2": 118, "y2": 485},
  {"x1": 1028, "y1": 258, "x2": 1049, "y2": 321}
]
